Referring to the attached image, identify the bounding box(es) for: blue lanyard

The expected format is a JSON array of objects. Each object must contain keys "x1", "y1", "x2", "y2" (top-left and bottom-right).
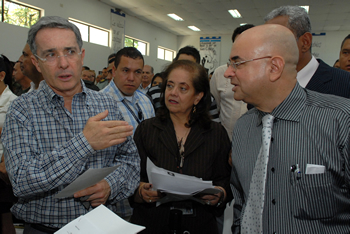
[{"x1": 121, "y1": 99, "x2": 143, "y2": 124}]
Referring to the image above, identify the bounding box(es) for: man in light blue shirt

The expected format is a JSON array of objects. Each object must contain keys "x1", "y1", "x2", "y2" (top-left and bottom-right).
[
  {"x1": 102, "y1": 47, "x2": 155, "y2": 133},
  {"x1": 101, "y1": 47, "x2": 155, "y2": 220}
]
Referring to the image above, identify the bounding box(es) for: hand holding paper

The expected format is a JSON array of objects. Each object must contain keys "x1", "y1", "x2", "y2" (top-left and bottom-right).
[
  {"x1": 74, "y1": 179, "x2": 111, "y2": 207},
  {"x1": 138, "y1": 182, "x2": 162, "y2": 203},
  {"x1": 146, "y1": 158, "x2": 221, "y2": 206},
  {"x1": 55, "y1": 166, "x2": 119, "y2": 199}
]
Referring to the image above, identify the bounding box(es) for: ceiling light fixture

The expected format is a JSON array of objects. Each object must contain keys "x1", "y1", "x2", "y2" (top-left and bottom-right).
[
  {"x1": 167, "y1": 13, "x2": 184, "y2": 21},
  {"x1": 228, "y1": 9, "x2": 242, "y2": 18},
  {"x1": 240, "y1": 23, "x2": 247, "y2": 26},
  {"x1": 188, "y1": 26, "x2": 201, "y2": 31},
  {"x1": 300, "y1": 6, "x2": 309, "y2": 13}
]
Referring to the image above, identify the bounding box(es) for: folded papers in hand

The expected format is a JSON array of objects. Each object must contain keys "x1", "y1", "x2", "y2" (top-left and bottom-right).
[
  {"x1": 146, "y1": 158, "x2": 221, "y2": 206},
  {"x1": 54, "y1": 166, "x2": 120, "y2": 199}
]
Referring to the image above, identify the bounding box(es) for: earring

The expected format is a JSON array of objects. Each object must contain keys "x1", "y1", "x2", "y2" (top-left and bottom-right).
[{"x1": 192, "y1": 105, "x2": 196, "y2": 113}]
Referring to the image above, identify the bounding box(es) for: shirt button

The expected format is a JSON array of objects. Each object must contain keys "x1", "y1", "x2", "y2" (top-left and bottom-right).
[
  {"x1": 272, "y1": 199, "x2": 276, "y2": 205},
  {"x1": 271, "y1": 167, "x2": 275, "y2": 172}
]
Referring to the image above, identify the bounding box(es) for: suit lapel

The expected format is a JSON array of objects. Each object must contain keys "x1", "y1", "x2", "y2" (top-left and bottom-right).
[
  {"x1": 183, "y1": 122, "x2": 211, "y2": 157},
  {"x1": 155, "y1": 119, "x2": 179, "y2": 159},
  {"x1": 306, "y1": 59, "x2": 332, "y2": 94}
]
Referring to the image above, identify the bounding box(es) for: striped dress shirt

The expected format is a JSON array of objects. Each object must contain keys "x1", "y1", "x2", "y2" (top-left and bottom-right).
[
  {"x1": 231, "y1": 83, "x2": 350, "y2": 234},
  {"x1": 101, "y1": 80, "x2": 155, "y2": 218},
  {"x1": 101, "y1": 80, "x2": 155, "y2": 134},
  {"x1": 2, "y1": 81, "x2": 140, "y2": 228}
]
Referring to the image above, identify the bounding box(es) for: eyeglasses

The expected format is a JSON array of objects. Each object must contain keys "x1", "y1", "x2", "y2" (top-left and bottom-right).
[
  {"x1": 227, "y1": 56, "x2": 272, "y2": 70},
  {"x1": 35, "y1": 49, "x2": 82, "y2": 65}
]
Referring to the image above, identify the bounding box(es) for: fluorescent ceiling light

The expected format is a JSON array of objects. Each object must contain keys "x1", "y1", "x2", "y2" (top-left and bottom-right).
[
  {"x1": 240, "y1": 23, "x2": 247, "y2": 26},
  {"x1": 167, "y1": 13, "x2": 184, "y2": 21},
  {"x1": 300, "y1": 5, "x2": 309, "y2": 13},
  {"x1": 188, "y1": 26, "x2": 201, "y2": 31},
  {"x1": 228, "y1": 9, "x2": 242, "y2": 18}
]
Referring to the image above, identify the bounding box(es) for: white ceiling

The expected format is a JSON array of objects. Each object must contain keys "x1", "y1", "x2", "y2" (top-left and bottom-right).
[{"x1": 100, "y1": 0, "x2": 350, "y2": 36}]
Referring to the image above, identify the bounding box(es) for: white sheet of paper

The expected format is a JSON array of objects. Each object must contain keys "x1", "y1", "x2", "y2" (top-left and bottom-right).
[
  {"x1": 146, "y1": 158, "x2": 214, "y2": 195},
  {"x1": 305, "y1": 164, "x2": 325, "y2": 174},
  {"x1": 55, "y1": 216, "x2": 103, "y2": 234},
  {"x1": 55, "y1": 166, "x2": 119, "y2": 198},
  {"x1": 55, "y1": 205, "x2": 145, "y2": 234}
]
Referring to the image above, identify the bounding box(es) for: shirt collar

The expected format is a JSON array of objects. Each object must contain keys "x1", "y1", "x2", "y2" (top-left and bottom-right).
[
  {"x1": 108, "y1": 80, "x2": 139, "y2": 104},
  {"x1": 139, "y1": 83, "x2": 151, "y2": 90},
  {"x1": 256, "y1": 83, "x2": 306, "y2": 126},
  {"x1": 41, "y1": 80, "x2": 88, "y2": 101},
  {"x1": 296, "y1": 56, "x2": 319, "y2": 88}
]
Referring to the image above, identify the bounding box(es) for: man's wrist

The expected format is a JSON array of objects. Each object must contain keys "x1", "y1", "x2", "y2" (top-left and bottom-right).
[{"x1": 216, "y1": 188, "x2": 225, "y2": 207}]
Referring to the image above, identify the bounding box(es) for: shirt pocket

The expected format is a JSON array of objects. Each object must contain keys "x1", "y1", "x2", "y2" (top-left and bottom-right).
[{"x1": 290, "y1": 172, "x2": 340, "y2": 220}]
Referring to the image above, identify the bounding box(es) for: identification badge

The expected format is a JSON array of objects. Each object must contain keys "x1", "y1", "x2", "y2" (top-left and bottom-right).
[{"x1": 170, "y1": 201, "x2": 196, "y2": 216}]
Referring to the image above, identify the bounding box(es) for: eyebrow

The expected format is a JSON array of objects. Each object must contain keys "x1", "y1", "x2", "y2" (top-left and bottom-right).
[
  {"x1": 167, "y1": 80, "x2": 189, "y2": 86},
  {"x1": 41, "y1": 46, "x2": 78, "y2": 54},
  {"x1": 230, "y1": 55, "x2": 242, "y2": 61}
]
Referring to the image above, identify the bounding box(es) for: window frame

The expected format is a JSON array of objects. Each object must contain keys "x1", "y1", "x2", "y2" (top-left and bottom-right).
[
  {"x1": 157, "y1": 46, "x2": 176, "y2": 61},
  {"x1": 69, "y1": 18, "x2": 110, "y2": 47},
  {"x1": 1, "y1": 0, "x2": 43, "y2": 28},
  {"x1": 124, "y1": 35, "x2": 149, "y2": 56}
]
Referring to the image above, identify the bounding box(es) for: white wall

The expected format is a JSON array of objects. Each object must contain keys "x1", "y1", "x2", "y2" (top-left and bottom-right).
[
  {"x1": 178, "y1": 34, "x2": 233, "y2": 67},
  {"x1": 314, "y1": 31, "x2": 349, "y2": 66},
  {"x1": 178, "y1": 30, "x2": 350, "y2": 68},
  {"x1": 0, "y1": 0, "x2": 178, "y2": 74},
  {"x1": 0, "y1": 0, "x2": 348, "y2": 73},
  {"x1": 124, "y1": 15, "x2": 177, "y2": 73}
]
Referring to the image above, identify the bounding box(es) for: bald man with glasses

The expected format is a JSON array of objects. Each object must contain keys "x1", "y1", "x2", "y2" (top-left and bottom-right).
[{"x1": 226, "y1": 24, "x2": 350, "y2": 234}]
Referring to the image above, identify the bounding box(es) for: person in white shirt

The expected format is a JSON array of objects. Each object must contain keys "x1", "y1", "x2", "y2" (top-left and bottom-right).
[
  {"x1": 210, "y1": 24, "x2": 253, "y2": 141},
  {"x1": 0, "y1": 54, "x2": 17, "y2": 234}
]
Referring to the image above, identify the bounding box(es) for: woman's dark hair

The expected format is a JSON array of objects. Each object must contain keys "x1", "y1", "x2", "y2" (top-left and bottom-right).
[
  {"x1": 157, "y1": 60, "x2": 211, "y2": 129},
  {"x1": 0, "y1": 54, "x2": 14, "y2": 92},
  {"x1": 151, "y1": 72, "x2": 165, "y2": 87}
]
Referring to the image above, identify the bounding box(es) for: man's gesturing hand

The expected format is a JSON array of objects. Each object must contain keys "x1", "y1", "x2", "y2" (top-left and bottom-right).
[{"x1": 83, "y1": 110, "x2": 133, "y2": 150}]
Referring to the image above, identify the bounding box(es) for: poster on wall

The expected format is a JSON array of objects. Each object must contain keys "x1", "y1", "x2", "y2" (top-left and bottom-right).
[
  {"x1": 311, "y1": 32, "x2": 326, "y2": 59},
  {"x1": 111, "y1": 9, "x2": 125, "y2": 54},
  {"x1": 199, "y1": 36, "x2": 221, "y2": 75}
]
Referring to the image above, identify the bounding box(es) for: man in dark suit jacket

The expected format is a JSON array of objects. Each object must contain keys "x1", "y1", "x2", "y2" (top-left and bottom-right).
[
  {"x1": 264, "y1": 5, "x2": 350, "y2": 99},
  {"x1": 306, "y1": 59, "x2": 350, "y2": 98}
]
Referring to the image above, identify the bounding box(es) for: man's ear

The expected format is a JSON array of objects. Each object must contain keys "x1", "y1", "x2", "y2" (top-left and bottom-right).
[
  {"x1": 299, "y1": 32, "x2": 312, "y2": 53},
  {"x1": 31, "y1": 55, "x2": 42, "y2": 73},
  {"x1": 269, "y1": 56, "x2": 284, "y2": 82},
  {"x1": 80, "y1": 48, "x2": 85, "y2": 66},
  {"x1": 112, "y1": 64, "x2": 116, "y2": 77}
]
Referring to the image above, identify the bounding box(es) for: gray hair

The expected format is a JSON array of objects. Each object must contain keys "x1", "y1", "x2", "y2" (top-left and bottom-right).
[
  {"x1": 27, "y1": 16, "x2": 83, "y2": 54},
  {"x1": 264, "y1": 5, "x2": 311, "y2": 39}
]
